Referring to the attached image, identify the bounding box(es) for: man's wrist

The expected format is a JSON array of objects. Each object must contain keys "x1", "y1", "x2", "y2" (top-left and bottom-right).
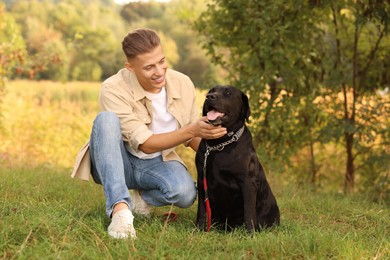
[{"x1": 183, "y1": 138, "x2": 193, "y2": 147}]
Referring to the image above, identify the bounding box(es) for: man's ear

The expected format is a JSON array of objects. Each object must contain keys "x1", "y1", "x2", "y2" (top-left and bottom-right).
[{"x1": 125, "y1": 62, "x2": 133, "y2": 72}]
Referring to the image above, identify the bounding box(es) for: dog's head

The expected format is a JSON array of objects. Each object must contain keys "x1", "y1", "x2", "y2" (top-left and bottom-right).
[{"x1": 202, "y1": 85, "x2": 251, "y2": 130}]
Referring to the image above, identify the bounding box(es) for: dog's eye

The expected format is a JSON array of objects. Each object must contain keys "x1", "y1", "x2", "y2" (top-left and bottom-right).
[{"x1": 224, "y1": 90, "x2": 231, "y2": 96}]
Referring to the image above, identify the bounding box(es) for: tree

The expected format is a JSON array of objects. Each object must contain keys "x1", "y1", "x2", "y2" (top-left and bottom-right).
[
  {"x1": 194, "y1": 0, "x2": 389, "y2": 194},
  {"x1": 194, "y1": 0, "x2": 326, "y2": 176},
  {"x1": 6, "y1": 0, "x2": 71, "y2": 80},
  {"x1": 321, "y1": 1, "x2": 389, "y2": 193},
  {"x1": 120, "y1": 1, "x2": 165, "y2": 23},
  {"x1": 0, "y1": 3, "x2": 26, "y2": 93},
  {"x1": 7, "y1": 0, "x2": 127, "y2": 81}
]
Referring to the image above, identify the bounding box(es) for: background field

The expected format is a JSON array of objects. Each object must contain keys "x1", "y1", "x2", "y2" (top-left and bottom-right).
[{"x1": 0, "y1": 80, "x2": 389, "y2": 259}]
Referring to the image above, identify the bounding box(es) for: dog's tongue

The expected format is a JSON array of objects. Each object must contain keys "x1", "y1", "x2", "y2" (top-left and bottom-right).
[{"x1": 207, "y1": 110, "x2": 224, "y2": 121}]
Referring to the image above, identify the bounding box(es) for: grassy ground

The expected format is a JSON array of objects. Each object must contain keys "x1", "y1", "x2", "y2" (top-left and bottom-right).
[{"x1": 1, "y1": 167, "x2": 388, "y2": 259}]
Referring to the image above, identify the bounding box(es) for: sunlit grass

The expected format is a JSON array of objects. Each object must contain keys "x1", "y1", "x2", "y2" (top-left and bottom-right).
[{"x1": 1, "y1": 167, "x2": 388, "y2": 259}]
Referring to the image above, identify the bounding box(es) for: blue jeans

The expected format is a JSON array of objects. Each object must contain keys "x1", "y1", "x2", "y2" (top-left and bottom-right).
[{"x1": 89, "y1": 111, "x2": 197, "y2": 217}]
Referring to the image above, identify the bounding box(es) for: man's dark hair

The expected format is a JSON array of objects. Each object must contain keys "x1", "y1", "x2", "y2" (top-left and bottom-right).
[{"x1": 122, "y1": 28, "x2": 161, "y2": 59}]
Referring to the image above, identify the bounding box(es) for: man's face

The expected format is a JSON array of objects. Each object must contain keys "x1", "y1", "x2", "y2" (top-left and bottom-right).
[{"x1": 125, "y1": 45, "x2": 168, "y2": 93}]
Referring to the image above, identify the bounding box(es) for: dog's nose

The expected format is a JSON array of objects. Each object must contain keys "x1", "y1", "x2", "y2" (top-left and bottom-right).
[{"x1": 207, "y1": 93, "x2": 217, "y2": 100}]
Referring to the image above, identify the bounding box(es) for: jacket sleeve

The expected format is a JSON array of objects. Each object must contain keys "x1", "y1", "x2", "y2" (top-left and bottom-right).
[{"x1": 98, "y1": 84, "x2": 153, "y2": 153}]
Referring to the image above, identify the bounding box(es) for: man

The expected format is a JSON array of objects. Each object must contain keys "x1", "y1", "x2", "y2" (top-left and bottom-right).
[{"x1": 71, "y1": 28, "x2": 227, "y2": 239}]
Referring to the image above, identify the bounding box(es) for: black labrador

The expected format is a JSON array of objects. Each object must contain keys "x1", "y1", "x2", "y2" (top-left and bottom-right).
[{"x1": 195, "y1": 85, "x2": 280, "y2": 232}]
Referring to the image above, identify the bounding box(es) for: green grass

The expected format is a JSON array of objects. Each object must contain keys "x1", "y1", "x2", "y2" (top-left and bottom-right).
[{"x1": 1, "y1": 167, "x2": 388, "y2": 259}]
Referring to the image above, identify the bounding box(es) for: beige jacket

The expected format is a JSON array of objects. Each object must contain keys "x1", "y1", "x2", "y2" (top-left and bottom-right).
[{"x1": 71, "y1": 68, "x2": 199, "y2": 181}]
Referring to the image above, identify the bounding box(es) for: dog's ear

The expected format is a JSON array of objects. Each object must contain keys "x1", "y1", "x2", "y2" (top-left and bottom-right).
[{"x1": 241, "y1": 92, "x2": 251, "y2": 123}]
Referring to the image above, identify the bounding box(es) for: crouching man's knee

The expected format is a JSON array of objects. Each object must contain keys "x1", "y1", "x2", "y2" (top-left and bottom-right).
[{"x1": 172, "y1": 182, "x2": 197, "y2": 208}]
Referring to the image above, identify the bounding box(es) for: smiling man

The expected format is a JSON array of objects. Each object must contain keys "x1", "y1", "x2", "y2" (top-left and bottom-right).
[{"x1": 71, "y1": 28, "x2": 226, "y2": 239}]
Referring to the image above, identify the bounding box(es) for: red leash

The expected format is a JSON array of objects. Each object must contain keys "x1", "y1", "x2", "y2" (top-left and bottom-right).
[
  {"x1": 203, "y1": 176, "x2": 212, "y2": 232},
  {"x1": 161, "y1": 212, "x2": 177, "y2": 222}
]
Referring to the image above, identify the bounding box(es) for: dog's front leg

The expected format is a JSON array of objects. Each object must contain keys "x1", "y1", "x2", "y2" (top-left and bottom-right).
[
  {"x1": 240, "y1": 181, "x2": 258, "y2": 232},
  {"x1": 195, "y1": 159, "x2": 207, "y2": 230},
  {"x1": 196, "y1": 182, "x2": 207, "y2": 230}
]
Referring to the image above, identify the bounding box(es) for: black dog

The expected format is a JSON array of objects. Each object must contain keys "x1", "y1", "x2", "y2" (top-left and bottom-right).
[{"x1": 195, "y1": 85, "x2": 280, "y2": 232}]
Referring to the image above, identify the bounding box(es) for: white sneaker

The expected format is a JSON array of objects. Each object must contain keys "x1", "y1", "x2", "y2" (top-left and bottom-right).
[
  {"x1": 131, "y1": 190, "x2": 152, "y2": 217},
  {"x1": 107, "y1": 208, "x2": 137, "y2": 239}
]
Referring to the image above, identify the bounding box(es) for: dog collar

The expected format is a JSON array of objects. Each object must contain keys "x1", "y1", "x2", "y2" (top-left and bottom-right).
[{"x1": 206, "y1": 125, "x2": 245, "y2": 152}]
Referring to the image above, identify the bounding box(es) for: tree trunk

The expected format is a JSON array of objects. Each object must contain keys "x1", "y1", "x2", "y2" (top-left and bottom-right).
[
  {"x1": 343, "y1": 16, "x2": 359, "y2": 194},
  {"x1": 309, "y1": 138, "x2": 317, "y2": 188},
  {"x1": 254, "y1": 80, "x2": 280, "y2": 146},
  {"x1": 303, "y1": 112, "x2": 317, "y2": 189},
  {"x1": 344, "y1": 133, "x2": 355, "y2": 193}
]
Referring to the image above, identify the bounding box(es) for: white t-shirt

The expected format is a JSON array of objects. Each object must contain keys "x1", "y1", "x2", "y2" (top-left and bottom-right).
[{"x1": 132, "y1": 87, "x2": 177, "y2": 159}]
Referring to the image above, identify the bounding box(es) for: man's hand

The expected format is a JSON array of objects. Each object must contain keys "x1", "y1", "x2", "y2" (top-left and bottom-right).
[{"x1": 192, "y1": 116, "x2": 227, "y2": 140}]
